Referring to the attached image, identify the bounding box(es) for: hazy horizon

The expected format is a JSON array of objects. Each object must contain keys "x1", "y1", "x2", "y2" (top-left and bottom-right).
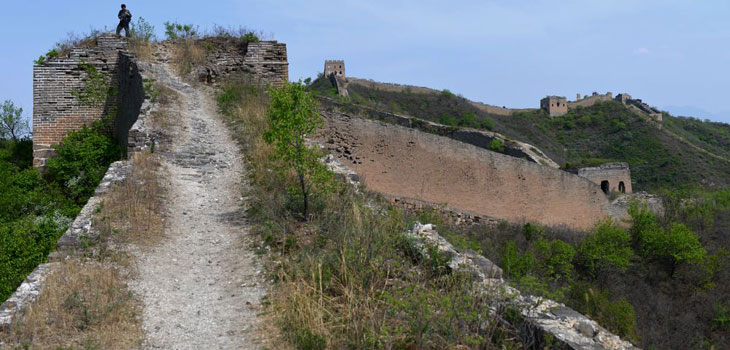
[{"x1": 1, "y1": 0, "x2": 728, "y2": 125}]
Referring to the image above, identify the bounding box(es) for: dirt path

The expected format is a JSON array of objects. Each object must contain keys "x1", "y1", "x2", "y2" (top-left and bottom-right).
[{"x1": 129, "y1": 53, "x2": 265, "y2": 349}]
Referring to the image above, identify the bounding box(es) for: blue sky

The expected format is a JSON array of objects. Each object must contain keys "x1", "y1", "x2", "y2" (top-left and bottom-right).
[{"x1": 1, "y1": 0, "x2": 729, "y2": 124}]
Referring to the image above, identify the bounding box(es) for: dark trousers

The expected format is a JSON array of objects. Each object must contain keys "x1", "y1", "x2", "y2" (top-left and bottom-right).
[{"x1": 116, "y1": 21, "x2": 130, "y2": 37}]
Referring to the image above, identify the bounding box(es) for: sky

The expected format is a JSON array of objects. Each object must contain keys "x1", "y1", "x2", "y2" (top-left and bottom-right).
[{"x1": 1, "y1": 0, "x2": 729, "y2": 125}]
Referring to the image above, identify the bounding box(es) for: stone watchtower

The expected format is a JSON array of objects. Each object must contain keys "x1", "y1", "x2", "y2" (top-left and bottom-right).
[
  {"x1": 578, "y1": 162, "x2": 633, "y2": 195},
  {"x1": 540, "y1": 96, "x2": 568, "y2": 117},
  {"x1": 324, "y1": 60, "x2": 345, "y2": 78}
]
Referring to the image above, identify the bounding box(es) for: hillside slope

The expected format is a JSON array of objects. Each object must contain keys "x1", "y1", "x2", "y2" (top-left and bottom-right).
[{"x1": 310, "y1": 77, "x2": 730, "y2": 192}]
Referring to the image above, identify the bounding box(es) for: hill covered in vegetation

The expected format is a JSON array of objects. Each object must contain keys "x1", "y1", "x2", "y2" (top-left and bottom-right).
[{"x1": 309, "y1": 77, "x2": 730, "y2": 192}]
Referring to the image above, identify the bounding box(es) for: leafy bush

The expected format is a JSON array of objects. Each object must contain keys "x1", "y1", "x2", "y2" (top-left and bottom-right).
[
  {"x1": 488, "y1": 138, "x2": 506, "y2": 153},
  {"x1": 0, "y1": 216, "x2": 61, "y2": 301},
  {"x1": 577, "y1": 220, "x2": 634, "y2": 276},
  {"x1": 713, "y1": 302, "x2": 730, "y2": 330},
  {"x1": 164, "y1": 21, "x2": 199, "y2": 40},
  {"x1": 534, "y1": 238, "x2": 576, "y2": 280},
  {"x1": 44, "y1": 123, "x2": 122, "y2": 205},
  {"x1": 502, "y1": 241, "x2": 535, "y2": 278},
  {"x1": 629, "y1": 203, "x2": 707, "y2": 274},
  {"x1": 438, "y1": 114, "x2": 457, "y2": 126},
  {"x1": 641, "y1": 223, "x2": 706, "y2": 274},
  {"x1": 130, "y1": 17, "x2": 156, "y2": 43},
  {"x1": 208, "y1": 25, "x2": 262, "y2": 42}
]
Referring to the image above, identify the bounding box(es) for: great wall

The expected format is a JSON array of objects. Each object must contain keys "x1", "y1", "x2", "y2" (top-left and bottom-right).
[
  {"x1": 0, "y1": 35, "x2": 647, "y2": 349},
  {"x1": 329, "y1": 60, "x2": 664, "y2": 121}
]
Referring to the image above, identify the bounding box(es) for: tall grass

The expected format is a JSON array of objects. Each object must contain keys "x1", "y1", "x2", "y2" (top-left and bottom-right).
[
  {"x1": 218, "y1": 75, "x2": 527, "y2": 349},
  {"x1": 173, "y1": 38, "x2": 206, "y2": 76}
]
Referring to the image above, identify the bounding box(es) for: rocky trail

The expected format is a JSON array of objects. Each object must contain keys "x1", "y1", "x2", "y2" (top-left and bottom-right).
[{"x1": 129, "y1": 49, "x2": 266, "y2": 349}]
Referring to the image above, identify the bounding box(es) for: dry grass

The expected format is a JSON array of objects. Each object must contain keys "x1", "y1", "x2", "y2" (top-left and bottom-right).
[
  {"x1": 0, "y1": 260, "x2": 143, "y2": 349},
  {"x1": 99, "y1": 152, "x2": 166, "y2": 249},
  {"x1": 129, "y1": 40, "x2": 154, "y2": 62},
  {"x1": 217, "y1": 78, "x2": 527, "y2": 349},
  {"x1": 173, "y1": 38, "x2": 206, "y2": 76}
]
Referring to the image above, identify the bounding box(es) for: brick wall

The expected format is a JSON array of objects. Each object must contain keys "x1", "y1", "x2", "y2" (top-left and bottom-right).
[
  {"x1": 195, "y1": 38, "x2": 288, "y2": 87},
  {"x1": 32, "y1": 34, "x2": 143, "y2": 168}
]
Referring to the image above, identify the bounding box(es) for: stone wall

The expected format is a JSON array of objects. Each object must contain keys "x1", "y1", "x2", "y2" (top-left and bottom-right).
[
  {"x1": 409, "y1": 223, "x2": 640, "y2": 350},
  {"x1": 316, "y1": 112, "x2": 611, "y2": 230},
  {"x1": 32, "y1": 34, "x2": 143, "y2": 168},
  {"x1": 318, "y1": 97, "x2": 560, "y2": 168},
  {"x1": 568, "y1": 92, "x2": 613, "y2": 109},
  {"x1": 195, "y1": 38, "x2": 288, "y2": 87},
  {"x1": 578, "y1": 162, "x2": 633, "y2": 194}
]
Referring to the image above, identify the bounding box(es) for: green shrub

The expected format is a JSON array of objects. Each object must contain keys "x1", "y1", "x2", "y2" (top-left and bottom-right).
[
  {"x1": 713, "y1": 302, "x2": 730, "y2": 330},
  {"x1": 642, "y1": 223, "x2": 706, "y2": 274},
  {"x1": 534, "y1": 238, "x2": 576, "y2": 280},
  {"x1": 480, "y1": 117, "x2": 495, "y2": 130},
  {"x1": 577, "y1": 220, "x2": 634, "y2": 276},
  {"x1": 569, "y1": 285, "x2": 637, "y2": 340},
  {"x1": 502, "y1": 241, "x2": 535, "y2": 278},
  {"x1": 0, "y1": 216, "x2": 62, "y2": 301},
  {"x1": 438, "y1": 114, "x2": 457, "y2": 126},
  {"x1": 44, "y1": 123, "x2": 122, "y2": 205},
  {"x1": 164, "y1": 21, "x2": 199, "y2": 40},
  {"x1": 130, "y1": 17, "x2": 156, "y2": 43},
  {"x1": 488, "y1": 138, "x2": 506, "y2": 153},
  {"x1": 629, "y1": 202, "x2": 707, "y2": 275}
]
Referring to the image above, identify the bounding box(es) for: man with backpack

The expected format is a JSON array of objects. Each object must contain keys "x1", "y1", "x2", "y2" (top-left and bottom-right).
[{"x1": 116, "y1": 4, "x2": 132, "y2": 37}]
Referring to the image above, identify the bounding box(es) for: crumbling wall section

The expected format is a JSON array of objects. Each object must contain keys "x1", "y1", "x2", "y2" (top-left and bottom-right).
[
  {"x1": 32, "y1": 34, "x2": 144, "y2": 169},
  {"x1": 195, "y1": 38, "x2": 288, "y2": 87}
]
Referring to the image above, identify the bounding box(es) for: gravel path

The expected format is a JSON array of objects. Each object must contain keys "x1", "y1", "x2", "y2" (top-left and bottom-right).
[{"x1": 130, "y1": 53, "x2": 265, "y2": 349}]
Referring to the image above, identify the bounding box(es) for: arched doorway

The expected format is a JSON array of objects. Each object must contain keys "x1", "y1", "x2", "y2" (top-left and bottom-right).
[
  {"x1": 600, "y1": 180, "x2": 610, "y2": 194},
  {"x1": 619, "y1": 181, "x2": 626, "y2": 193}
]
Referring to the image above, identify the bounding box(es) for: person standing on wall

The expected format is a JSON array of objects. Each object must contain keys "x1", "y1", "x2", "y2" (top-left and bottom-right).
[{"x1": 116, "y1": 4, "x2": 132, "y2": 37}]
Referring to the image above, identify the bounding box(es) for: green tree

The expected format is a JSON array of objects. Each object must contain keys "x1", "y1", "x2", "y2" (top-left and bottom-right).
[
  {"x1": 264, "y1": 82, "x2": 333, "y2": 219},
  {"x1": 642, "y1": 223, "x2": 706, "y2": 274},
  {"x1": 534, "y1": 238, "x2": 576, "y2": 280},
  {"x1": 577, "y1": 219, "x2": 634, "y2": 276},
  {"x1": 0, "y1": 100, "x2": 29, "y2": 141},
  {"x1": 628, "y1": 202, "x2": 707, "y2": 275}
]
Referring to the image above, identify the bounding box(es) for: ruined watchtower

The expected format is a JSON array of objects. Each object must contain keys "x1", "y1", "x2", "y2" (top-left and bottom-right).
[
  {"x1": 578, "y1": 162, "x2": 632, "y2": 195},
  {"x1": 324, "y1": 60, "x2": 345, "y2": 78},
  {"x1": 540, "y1": 96, "x2": 568, "y2": 117}
]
